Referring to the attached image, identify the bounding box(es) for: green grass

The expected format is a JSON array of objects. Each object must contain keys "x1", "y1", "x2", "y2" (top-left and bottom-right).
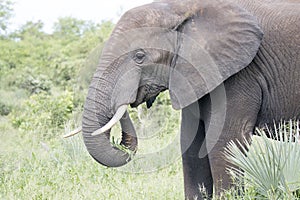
[{"x1": 0, "y1": 103, "x2": 184, "y2": 200}]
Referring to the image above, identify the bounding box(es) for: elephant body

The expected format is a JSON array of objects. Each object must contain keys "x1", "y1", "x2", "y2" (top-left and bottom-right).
[
  {"x1": 240, "y1": 0, "x2": 300, "y2": 123},
  {"x1": 82, "y1": 0, "x2": 300, "y2": 199}
]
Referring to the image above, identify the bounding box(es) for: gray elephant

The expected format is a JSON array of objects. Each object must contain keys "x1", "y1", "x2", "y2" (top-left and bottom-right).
[{"x1": 81, "y1": 0, "x2": 300, "y2": 199}]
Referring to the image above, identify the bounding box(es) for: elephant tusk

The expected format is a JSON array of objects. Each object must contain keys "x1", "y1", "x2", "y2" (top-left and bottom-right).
[
  {"x1": 63, "y1": 126, "x2": 82, "y2": 138},
  {"x1": 92, "y1": 105, "x2": 128, "y2": 136}
]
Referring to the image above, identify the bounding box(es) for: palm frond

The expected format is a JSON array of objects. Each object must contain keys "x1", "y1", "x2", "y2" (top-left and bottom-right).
[{"x1": 224, "y1": 120, "x2": 300, "y2": 199}]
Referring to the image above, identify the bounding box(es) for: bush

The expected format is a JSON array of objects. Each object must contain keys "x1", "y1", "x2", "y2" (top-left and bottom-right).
[
  {"x1": 11, "y1": 91, "x2": 74, "y2": 135},
  {"x1": 52, "y1": 59, "x2": 81, "y2": 88},
  {"x1": 19, "y1": 73, "x2": 52, "y2": 94}
]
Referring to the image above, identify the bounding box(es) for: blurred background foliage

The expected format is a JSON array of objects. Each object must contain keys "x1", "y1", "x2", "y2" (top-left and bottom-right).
[{"x1": 0, "y1": 0, "x2": 115, "y2": 130}]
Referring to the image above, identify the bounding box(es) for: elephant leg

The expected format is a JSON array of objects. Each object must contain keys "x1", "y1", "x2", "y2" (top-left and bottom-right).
[
  {"x1": 181, "y1": 102, "x2": 213, "y2": 200},
  {"x1": 205, "y1": 79, "x2": 262, "y2": 195}
]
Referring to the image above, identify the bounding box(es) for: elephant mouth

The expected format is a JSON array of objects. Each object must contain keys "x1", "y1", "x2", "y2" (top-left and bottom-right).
[
  {"x1": 90, "y1": 92, "x2": 160, "y2": 138},
  {"x1": 130, "y1": 94, "x2": 158, "y2": 108},
  {"x1": 130, "y1": 85, "x2": 167, "y2": 108}
]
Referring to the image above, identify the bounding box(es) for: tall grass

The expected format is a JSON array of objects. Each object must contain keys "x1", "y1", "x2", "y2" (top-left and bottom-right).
[
  {"x1": 0, "y1": 130, "x2": 184, "y2": 199},
  {"x1": 0, "y1": 93, "x2": 184, "y2": 200}
]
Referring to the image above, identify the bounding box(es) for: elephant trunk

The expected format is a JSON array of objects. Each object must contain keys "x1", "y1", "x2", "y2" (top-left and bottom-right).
[{"x1": 82, "y1": 75, "x2": 138, "y2": 167}]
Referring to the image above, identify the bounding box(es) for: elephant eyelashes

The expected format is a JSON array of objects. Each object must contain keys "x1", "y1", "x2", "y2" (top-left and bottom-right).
[{"x1": 134, "y1": 51, "x2": 146, "y2": 64}]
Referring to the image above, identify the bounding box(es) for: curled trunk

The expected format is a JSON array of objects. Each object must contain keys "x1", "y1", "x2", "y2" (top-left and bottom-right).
[{"x1": 82, "y1": 79, "x2": 138, "y2": 167}]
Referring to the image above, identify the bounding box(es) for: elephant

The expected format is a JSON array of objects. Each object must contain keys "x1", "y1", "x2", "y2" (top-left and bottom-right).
[{"x1": 81, "y1": 0, "x2": 300, "y2": 199}]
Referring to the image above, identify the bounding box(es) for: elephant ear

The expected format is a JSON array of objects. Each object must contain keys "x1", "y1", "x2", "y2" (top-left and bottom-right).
[{"x1": 167, "y1": 0, "x2": 263, "y2": 109}]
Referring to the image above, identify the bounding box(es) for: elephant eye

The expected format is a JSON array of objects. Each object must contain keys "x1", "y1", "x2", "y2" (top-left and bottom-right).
[{"x1": 134, "y1": 51, "x2": 146, "y2": 64}]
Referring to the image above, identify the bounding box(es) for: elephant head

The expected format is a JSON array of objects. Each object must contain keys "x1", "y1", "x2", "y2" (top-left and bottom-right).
[{"x1": 82, "y1": 0, "x2": 263, "y2": 167}]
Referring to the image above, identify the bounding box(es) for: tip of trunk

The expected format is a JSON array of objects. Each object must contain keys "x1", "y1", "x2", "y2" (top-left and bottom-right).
[
  {"x1": 88, "y1": 131, "x2": 138, "y2": 167},
  {"x1": 82, "y1": 111, "x2": 138, "y2": 167}
]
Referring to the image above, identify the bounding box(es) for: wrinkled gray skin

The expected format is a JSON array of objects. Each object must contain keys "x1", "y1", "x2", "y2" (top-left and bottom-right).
[{"x1": 82, "y1": 0, "x2": 300, "y2": 199}]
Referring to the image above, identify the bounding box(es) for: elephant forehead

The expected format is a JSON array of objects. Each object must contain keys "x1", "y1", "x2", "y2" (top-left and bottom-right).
[{"x1": 106, "y1": 27, "x2": 178, "y2": 57}]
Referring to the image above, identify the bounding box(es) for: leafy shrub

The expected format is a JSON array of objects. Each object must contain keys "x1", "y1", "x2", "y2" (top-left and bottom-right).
[
  {"x1": 11, "y1": 91, "x2": 74, "y2": 133},
  {"x1": 52, "y1": 59, "x2": 81, "y2": 87},
  {"x1": 225, "y1": 120, "x2": 300, "y2": 199},
  {"x1": 19, "y1": 73, "x2": 52, "y2": 94},
  {"x1": 0, "y1": 0, "x2": 13, "y2": 36}
]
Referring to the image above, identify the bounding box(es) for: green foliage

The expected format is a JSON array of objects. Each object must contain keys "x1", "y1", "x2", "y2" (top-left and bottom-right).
[
  {"x1": 53, "y1": 17, "x2": 96, "y2": 38},
  {"x1": 225, "y1": 121, "x2": 300, "y2": 199},
  {"x1": 18, "y1": 72, "x2": 52, "y2": 94},
  {"x1": 11, "y1": 92, "x2": 74, "y2": 133},
  {"x1": 0, "y1": 37, "x2": 19, "y2": 74},
  {"x1": 0, "y1": 12, "x2": 115, "y2": 144},
  {"x1": 0, "y1": 16, "x2": 114, "y2": 90},
  {"x1": 0, "y1": 0, "x2": 13, "y2": 36},
  {"x1": 14, "y1": 20, "x2": 46, "y2": 40}
]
